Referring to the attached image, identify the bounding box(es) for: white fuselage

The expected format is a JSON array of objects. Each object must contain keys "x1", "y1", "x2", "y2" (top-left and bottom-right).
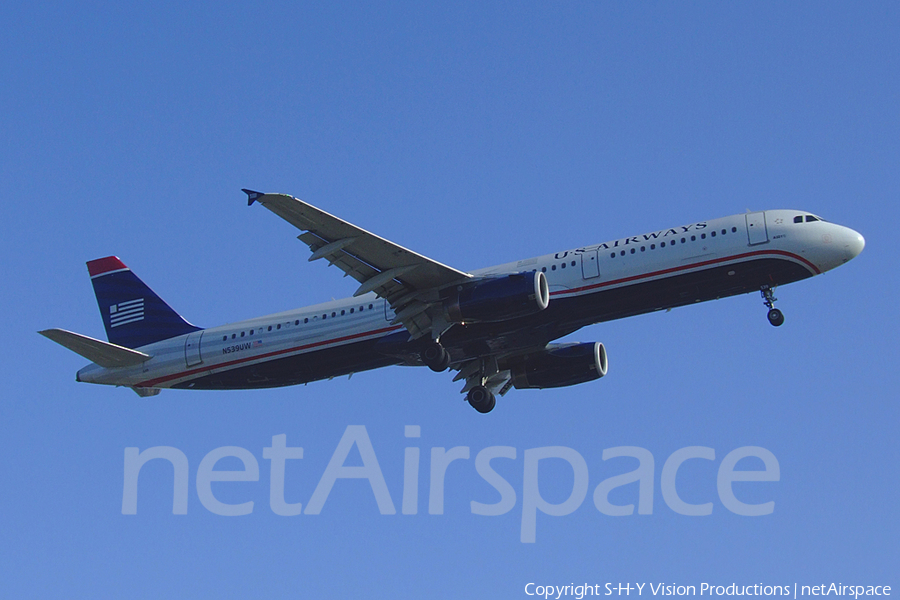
[{"x1": 76, "y1": 210, "x2": 864, "y2": 391}]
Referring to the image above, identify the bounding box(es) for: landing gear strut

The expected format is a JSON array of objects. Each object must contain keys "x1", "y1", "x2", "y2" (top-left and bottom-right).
[
  {"x1": 466, "y1": 385, "x2": 496, "y2": 413},
  {"x1": 421, "y1": 341, "x2": 450, "y2": 372},
  {"x1": 761, "y1": 286, "x2": 785, "y2": 327}
]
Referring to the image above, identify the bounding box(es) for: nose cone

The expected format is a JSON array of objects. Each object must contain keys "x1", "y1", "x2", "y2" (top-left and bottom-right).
[
  {"x1": 835, "y1": 226, "x2": 865, "y2": 265},
  {"x1": 815, "y1": 224, "x2": 865, "y2": 273},
  {"x1": 846, "y1": 229, "x2": 865, "y2": 260}
]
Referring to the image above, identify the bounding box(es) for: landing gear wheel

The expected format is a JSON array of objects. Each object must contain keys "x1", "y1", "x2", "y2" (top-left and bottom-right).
[
  {"x1": 422, "y1": 342, "x2": 450, "y2": 372},
  {"x1": 467, "y1": 385, "x2": 496, "y2": 413},
  {"x1": 767, "y1": 308, "x2": 785, "y2": 327},
  {"x1": 760, "y1": 286, "x2": 784, "y2": 327},
  {"x1": 433, "y1": 351, "x2": 450, "y2": 372}
]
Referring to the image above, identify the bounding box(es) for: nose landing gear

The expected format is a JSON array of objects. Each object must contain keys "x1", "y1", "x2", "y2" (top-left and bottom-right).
[{"x1": 761, "y1": 286, "x2": 785, "y2": 327}]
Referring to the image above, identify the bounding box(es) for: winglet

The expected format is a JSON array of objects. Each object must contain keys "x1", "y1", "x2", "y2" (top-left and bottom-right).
[{"x1": 243, "y1": 189, "x2": 265, "y2": 206}]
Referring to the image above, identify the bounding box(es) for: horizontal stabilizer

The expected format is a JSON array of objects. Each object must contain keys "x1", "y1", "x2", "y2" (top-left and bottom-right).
[{"x1": 38, "y1": 328, "x2": 151, "y2": 368}]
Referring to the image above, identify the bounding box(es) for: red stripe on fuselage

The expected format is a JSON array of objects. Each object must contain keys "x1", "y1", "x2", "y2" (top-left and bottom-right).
[
  {"x1": 137, "y1": 324, "x2": 404, "y2": 387},
  {"x1": 554, "y1": 249, "x2": 819, "y2": 297},
  {"x1": 136, "y1": 249, "x2": 817, "y2": 389}
]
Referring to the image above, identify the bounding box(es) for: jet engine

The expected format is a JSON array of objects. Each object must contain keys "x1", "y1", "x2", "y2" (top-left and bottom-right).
[
  {"x1": 510, "y1": 342, "x2": 608, "y2": 389},
  {"x1": 443, "y1": 272, "x2": 549, "y2": 323}
]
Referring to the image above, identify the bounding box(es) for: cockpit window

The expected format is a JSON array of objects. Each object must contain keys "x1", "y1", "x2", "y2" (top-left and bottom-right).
[
  {"x1": 793, "y1": 216, "x2": 803, "y2": 223},
  {"x1": 805, "y1": 215, "x2": 819, "y2": 222}
]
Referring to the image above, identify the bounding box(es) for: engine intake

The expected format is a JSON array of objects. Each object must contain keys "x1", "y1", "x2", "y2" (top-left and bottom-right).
[
  {"x1": 444, "y1": 272, "x2": 549, "y2": 323},
  {"x1": 510, "y1": 342, "x2": 608, "y2": 390}
]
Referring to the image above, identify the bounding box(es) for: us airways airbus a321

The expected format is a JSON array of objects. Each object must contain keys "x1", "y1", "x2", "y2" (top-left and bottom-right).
[{"x1": 40, "y1": 190, "x2": 864, "y2": 413}]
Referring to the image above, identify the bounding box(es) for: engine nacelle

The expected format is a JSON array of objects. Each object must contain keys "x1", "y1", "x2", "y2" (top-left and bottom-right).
[
  {"x1": 444, "y1": 272, "x2": 549, "y2": 323},
  {"x1": 510, "y1": 342, "x2": 608, "y2": 390}
]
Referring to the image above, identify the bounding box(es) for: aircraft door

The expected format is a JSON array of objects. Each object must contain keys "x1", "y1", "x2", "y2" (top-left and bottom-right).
[
  {"x1": 746, "y1": 212, "x2": 769, "y2": 245},
  {"x1": 581, "y1": 249, "x2": 600, "y2": 279},
  {"x1": 184, "y1": 331, "x2": 203, "y2": 367}
]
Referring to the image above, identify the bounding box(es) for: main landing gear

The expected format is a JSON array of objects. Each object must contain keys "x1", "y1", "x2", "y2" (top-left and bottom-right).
[
  {"x1": 761, "y1": 286, "x2": 785, "y2": 327},
  {"x1": 466, "y1": 385, "x2": 496, "y2": 414},
  {"x1": 424, "y1": 343, "x2": 498, "y2": 414},
  {"x1": 421, "y1": 341, "x2": 451, "y2": 372}
]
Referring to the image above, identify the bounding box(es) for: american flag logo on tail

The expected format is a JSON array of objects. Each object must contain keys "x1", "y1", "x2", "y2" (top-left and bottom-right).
[{"x1": 110, "y1": 298, "x2": 144, "y2": 328}]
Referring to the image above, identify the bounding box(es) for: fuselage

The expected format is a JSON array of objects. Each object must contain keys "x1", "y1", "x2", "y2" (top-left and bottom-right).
[{"x1": 76, "y1": 209, "x2": 864, "y2": 391}]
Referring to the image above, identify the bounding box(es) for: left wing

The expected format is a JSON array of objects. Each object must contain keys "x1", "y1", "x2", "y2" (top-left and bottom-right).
[{"x1": 245, "y1": 190, "x2": 472, "y2": 339}]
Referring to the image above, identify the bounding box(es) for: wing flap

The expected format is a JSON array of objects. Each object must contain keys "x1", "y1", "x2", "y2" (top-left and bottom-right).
[
  {"x1": 251, "y1": 192, "x2": 470, "y2": 291},
  {"x1": 249, "y1": 190, "x2": 473, "y2": 339},
  {"x1": 298, "y1": 231, "x2": 379, "y2": 285}
]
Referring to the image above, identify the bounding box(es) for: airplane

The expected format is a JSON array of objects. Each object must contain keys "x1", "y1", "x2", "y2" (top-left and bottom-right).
[{"x1": 40, "y1": 190, "x2": 865, "y2": 413}]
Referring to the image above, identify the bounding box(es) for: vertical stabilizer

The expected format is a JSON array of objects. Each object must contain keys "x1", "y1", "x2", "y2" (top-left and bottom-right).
[{"x1": 87, "y1": 256, "x2": 201, "y2": 349}]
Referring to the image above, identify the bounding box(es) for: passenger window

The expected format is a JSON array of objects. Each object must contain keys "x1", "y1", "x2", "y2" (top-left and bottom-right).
[
  {"x1": 267, "y1": 326, "x2": 272, "y2": 331},
  {"x1": 551, "y1": 265, "x2": 556, "y2": 271},
  {"x1": 711, "y1": 231, "x2": 716, "y2": 237},
  {"x1": 571, "y1": 260, "x2": 576, "y2": 267},
  {"x1": 620, "y1": 250, "x2": 625, "y2": 256},
  {"x1": 660, "y1": 242, "x2": 665, "y2": 247},
  {"x1": 630, "y1": 248, "x2": 635, "y2": 254},
  {"x1": 341, "y1": 310, "x2": 345, "y2": 316},
  {"x1": 541, "y1": 267, "x2": 547, "y2": 273},
  {"x1": 560, "y1": 262, "x2": 565, "y2": 269},
  {"x1": 369, "y1": 304, "x2": 373, "y2": 309},
  {"x1": 276, "y1": 324, "x2": 281, "y2": 329},
  {"x1": 250, "y1": 330, "x2": 254, "y2": 335},
  {"x1": 701, "y1": 233, "x2": 706, "y2": 239},
  {"x1": 240, "y1": 331, "x2": 245, "y2": 337},
  {"x1": 640, "y1": 246, "x2": 645, "y2": 252},
  {"x1": 681, "y1": 238, "x2": 686, "y2": 243},
  {"x1": 610, "y1": 253, "x2": 616, "y2": 258},
  {"x1": 721, "y1": 229, "x2": 726, "y2": 235},
  {"x1": 223, "y1": 335, "x2": 227, "y2": 342},
  {"x1": 650, "y1": 244, "x2": 656, "y2": 249},
  {"x1": 731, "y1": 227, "x2": 737, "y2": 233},
  {"x1": 304, "y1": 318, "x2": 309, "y2": 323},
  {"x1": 350, "y1": 308, "x2": 354, "y2": 313},
  {"x1": 232, "y1": 334, "x2": 236, "y2": 339},
  {"x1": 295, "y1": 320, "x2": 299, "y2": 325}
]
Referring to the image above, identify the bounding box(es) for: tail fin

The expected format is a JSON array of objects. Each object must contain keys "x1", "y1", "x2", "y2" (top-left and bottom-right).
[{"x1": 87, "y1": 256, "x2": 201, "y2": 349}]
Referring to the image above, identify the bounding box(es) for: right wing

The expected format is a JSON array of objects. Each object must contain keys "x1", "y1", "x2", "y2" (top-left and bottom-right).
[{"x1": 246, "y1": 190, "x2": 473, "y2": 339}]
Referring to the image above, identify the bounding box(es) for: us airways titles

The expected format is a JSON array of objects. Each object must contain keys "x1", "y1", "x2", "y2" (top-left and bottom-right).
[{"x1": 559, "y1": 222, "x2": 709, "y2": 257}]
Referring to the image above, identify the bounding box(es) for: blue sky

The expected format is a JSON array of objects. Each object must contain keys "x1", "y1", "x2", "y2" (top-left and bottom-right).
[{"x1": 2, "y1": 2, "x2": 897, "y2": 598}]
